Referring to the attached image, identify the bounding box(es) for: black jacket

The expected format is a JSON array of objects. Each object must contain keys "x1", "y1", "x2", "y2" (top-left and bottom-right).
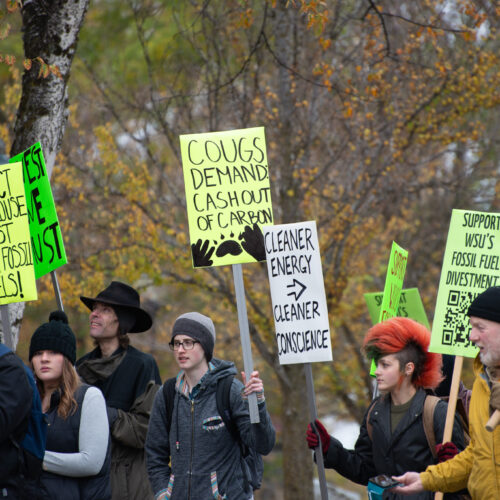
[
  {"x1": 324, "y1": 389, "x2": 466, "y2": 499},
  {"x1": 0, "y1": 347, "x2": 32, "y2": 490},
  {"x1": 77, "y1": 346, "x2": 160, "y2": 413},
  {"x1": 77, "y1": 345, "x2": 161, "y2": 500}
]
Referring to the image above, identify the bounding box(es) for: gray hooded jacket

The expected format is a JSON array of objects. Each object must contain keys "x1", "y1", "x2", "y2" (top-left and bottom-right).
[{"x1": 145, "y1": 359, "x2": 275, "y2": 500}]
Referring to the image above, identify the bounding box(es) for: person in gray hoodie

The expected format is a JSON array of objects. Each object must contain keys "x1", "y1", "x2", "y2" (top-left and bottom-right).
[{"x1": 145, "y1": 312, "x2": 275, "y2": 500}]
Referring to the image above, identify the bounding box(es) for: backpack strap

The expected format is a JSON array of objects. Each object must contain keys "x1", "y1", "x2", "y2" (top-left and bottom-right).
[
  {"x1": 163, "y1": 377, "x2": 177, "y2": 434},
  {"x1": 216, "y1": 375, "x2": 238, "y2": 440},
  {"x1": 216, "y1": 374, "x2": 252, "y2": 492},
  {"x1": 423, "y1": 395, "x2": 440, "y2": 459}
]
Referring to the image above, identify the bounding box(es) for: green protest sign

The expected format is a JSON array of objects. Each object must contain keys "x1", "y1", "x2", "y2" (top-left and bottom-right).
[
  {"x1": 180, "y1": 127, "x2": 273, "y2": 267},
  {"x1": 370, "y1": 241, "x2": 408, "y2": 375},
  {"x1": 364, "y1": 288, "x2": 430, "y2": 329},
  {"x1": 10, "y1": 143, "x2": 67, "y2": 279},
  {"x1": 378, "y1": 241, "x2": 408, "y2": 322},
  {"x1": 430, "y1": 209, "x2": 500, "y2": 357},
  {"x1": 0, "y1": 162, "x2": 37, "y2": 304}
]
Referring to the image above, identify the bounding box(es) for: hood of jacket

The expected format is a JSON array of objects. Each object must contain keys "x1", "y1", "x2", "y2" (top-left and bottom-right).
[{"x1": 194, "y1": 358, "x2": 238, "y2": 390}]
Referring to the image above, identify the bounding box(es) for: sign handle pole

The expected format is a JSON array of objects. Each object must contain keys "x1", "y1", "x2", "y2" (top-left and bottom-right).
[
  {"x1": 304, "y1": 362, "x2": 330, "y2": 500},
  {"x1": 232, "y1": 263, "x2": 259, "y2": 424},
  {"x1": 50, "y1": 270, "x2": 64, "y2": 311},
  {"x1": 434, "y1": 355, "x2": 463, "y2": 500},
  {"x1": 1, "y1": 305, "x2": 14, "y2": 349}
]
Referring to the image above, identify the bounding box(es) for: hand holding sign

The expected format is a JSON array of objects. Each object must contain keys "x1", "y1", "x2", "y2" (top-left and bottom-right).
[
  {"x1": 306, "y1": 420, "x2": 330, "y2": 453},
  {"x1": 241, "y1": 370, "x2": 264, "y2": 396}
]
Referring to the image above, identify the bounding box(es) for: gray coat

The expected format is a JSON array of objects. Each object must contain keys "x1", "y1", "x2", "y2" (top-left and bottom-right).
[{"x1": 145, "y1": 359, "x2": 275, "y2": 500}]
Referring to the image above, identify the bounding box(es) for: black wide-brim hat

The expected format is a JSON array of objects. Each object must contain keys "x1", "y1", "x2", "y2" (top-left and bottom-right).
[{"x1": 80, "y1": 281, "x2": 152, "y2": 333}]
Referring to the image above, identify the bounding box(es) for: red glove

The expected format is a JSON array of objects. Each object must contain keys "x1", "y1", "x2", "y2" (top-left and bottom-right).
[
  {"x1": 306, "y1": 419, "x2": 330, "y2": 453},
  {"x1": 436, "y1": 442, "x2": 459, "y2": 463}
]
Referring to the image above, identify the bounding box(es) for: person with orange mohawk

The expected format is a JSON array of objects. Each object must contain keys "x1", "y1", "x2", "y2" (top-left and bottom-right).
[{"x1": 306, "y1": 317, "x2": 466, "y2": 499}]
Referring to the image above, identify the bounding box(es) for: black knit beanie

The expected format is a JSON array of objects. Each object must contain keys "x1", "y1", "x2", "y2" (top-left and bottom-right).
[
  {"x1": 171, "y1": 312, "x2": 216, "y2": 362},
  {"x1": 467, "y1": 286, "x2": 500, "y2": 323},
  {"x1": 29, "y1": 311, "x2": 77, "y2": 364}
]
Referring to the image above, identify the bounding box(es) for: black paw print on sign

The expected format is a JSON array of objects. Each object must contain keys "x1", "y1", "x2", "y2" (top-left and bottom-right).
[
  {"x1": 191, "y1": 224, "x2": 266, "y2": 267},
  {"x1": 215, "y1": 232, "x2": 243, "y2": 258}
]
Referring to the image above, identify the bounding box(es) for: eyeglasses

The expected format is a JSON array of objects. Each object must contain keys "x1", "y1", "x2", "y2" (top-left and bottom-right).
[{"x1": 169, "y1": 339, "x2": 200, "y2": 351}]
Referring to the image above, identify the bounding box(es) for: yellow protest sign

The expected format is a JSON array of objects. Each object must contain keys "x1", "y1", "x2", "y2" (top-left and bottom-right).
[
  {"x1": 430, "y1": 209, "x2": 500, "y2": 357},
  {"x1": 180, "y1": 127, "x2": 273, "y2": 267},
  {"x1": 10, "y1": 143, "x2": 67, "y2": 279},
  {"x1": 0, "y1": 162, "x2": 37, "y2": 304},
  {"x1": 378, "y1": 241, "x2": 408, "y2": 322},
  {"x1": 370, "y1": 241, "x2": 408, "y2": 375}
]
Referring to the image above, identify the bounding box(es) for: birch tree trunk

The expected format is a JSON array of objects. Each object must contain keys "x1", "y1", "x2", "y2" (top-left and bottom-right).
[
  {"x1": 273, "y1": 2, "x2": 315, "y2": 497},
  {"x1": 1, "y1": 0, "x2": 90, "y2": 348}
]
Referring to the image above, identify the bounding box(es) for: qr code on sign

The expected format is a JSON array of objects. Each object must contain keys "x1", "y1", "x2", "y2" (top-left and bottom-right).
[{"x1": 442, "y1": 290, "x2": 475, "y2": 348}]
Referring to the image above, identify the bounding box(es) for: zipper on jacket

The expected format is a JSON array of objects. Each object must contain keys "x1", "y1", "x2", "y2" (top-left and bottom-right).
[{"x1": 187, "y1": 400, "x2": 195, "y2": 500}]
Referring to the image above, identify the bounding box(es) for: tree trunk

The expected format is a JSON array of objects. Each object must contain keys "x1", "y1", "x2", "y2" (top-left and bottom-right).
[
  {"x1": 281, "y1": 364, "x2": 314, "y2": 499},
  {"x1": 1, "y1": 0, "x2": 89, "y2": 348},
  {"x1": 272, "y1": 2, "x2": 316, "y2": 497}
]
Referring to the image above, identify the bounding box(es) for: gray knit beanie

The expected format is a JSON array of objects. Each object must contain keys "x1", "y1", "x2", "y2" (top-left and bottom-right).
[{"x1": 171, "y1": 312, "x2": 216, "y2": 361}]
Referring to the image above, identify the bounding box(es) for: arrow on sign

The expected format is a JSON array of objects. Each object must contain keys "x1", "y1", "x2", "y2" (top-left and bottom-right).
[{"x1": 286, "y1": 279, "x2": 307, "y2": 301}]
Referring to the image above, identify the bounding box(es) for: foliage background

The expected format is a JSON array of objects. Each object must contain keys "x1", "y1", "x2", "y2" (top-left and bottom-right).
[{"x1": 1, "y1": 0, "x2": 498, "y2": 498}]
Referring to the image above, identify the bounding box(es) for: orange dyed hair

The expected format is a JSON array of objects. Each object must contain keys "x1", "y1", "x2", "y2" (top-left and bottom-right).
[{"x1": 363, "y1": 317, "x2": 443, "y2": 389}]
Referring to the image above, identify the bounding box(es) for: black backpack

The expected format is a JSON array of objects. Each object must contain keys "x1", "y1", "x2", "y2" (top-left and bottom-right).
[
  {"x1": 0, "y1": 344, "x2": 47, "y2": 480},
  {"x1": 163, "y1": 374, "x2": 264, "y2": 492}
]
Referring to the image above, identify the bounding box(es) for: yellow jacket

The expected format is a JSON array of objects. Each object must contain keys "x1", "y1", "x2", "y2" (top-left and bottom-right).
[{"x1": 420, "y1": 355, "x2": 500, "y2": 499}]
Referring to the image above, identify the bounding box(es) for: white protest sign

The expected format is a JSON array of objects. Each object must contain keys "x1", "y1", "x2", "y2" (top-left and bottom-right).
[{"x1": 264, "y1": 221, "x2": 332, "y2": 365}]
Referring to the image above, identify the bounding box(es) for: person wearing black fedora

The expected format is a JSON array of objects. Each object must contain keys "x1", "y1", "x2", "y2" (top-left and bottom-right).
[{"x1": 76, "y1": 281, "x2": 161, "y2": 500}]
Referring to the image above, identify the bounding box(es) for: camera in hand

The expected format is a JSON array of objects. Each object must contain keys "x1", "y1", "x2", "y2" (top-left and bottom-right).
[{"x1": 370, "y1": 474, "x2": 401, "y2": 488}]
